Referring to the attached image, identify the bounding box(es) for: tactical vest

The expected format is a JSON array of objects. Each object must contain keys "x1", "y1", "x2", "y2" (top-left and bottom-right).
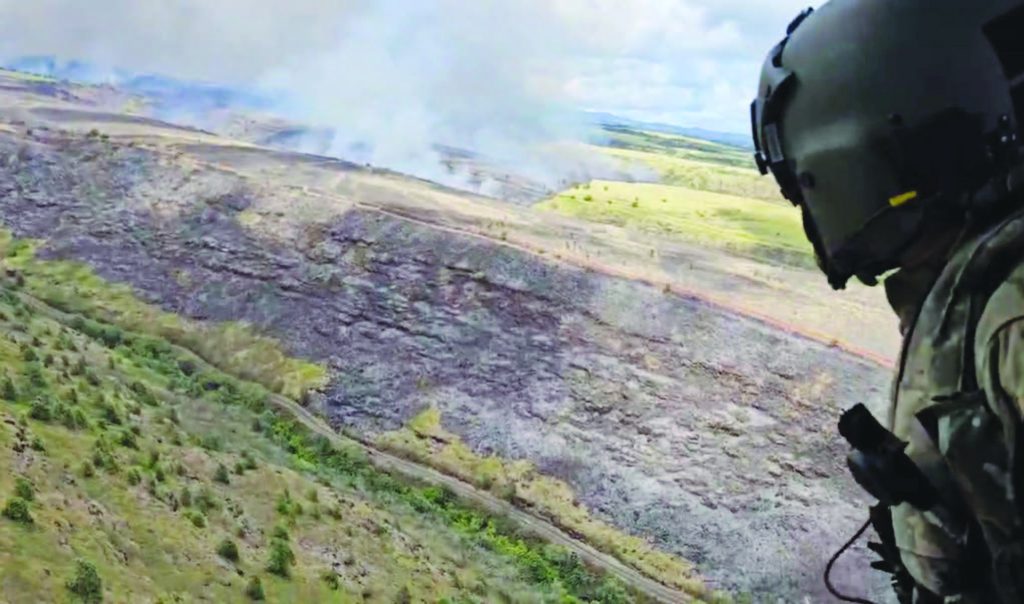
[{"x1": 886, "y1": 208, "x2": 1024, "y2": 601}]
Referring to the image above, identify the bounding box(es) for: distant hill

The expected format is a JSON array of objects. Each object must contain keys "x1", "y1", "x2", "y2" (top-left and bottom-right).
[
  {"x1": 3, "y1": 56, "x2": 268, "y2": 112},
  {"x1": 583, "y1": 111, "x2": 753, "y2": 150}
]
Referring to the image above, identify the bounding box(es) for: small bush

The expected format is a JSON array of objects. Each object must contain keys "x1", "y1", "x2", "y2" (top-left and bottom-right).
[
  {"x1": 244, "y1": 575, "x2": 265, "y2": 601},
  {"x1": 28, "y1": 398, "x2": 53, "y2": 422},
  {"x1": 194, "y1": 487, "x2": 218, "y2": 513},
  {"x1": 58, "y1": 405, "x2": 89, "y2": 431},
  {"x1": 213, "y1": 463, "x2": 230, "y2": 485},
  {"x1": 241, "y1": 451, "x2": 258, "y2": 471},
  {"x1": 116, "y1": 430, "x2": 138, "y2": 450},
  {"x1": 186, "y1": 510, "x2": 206, "y2": 528},
  {"x1": 66, "y1": 559, "x2": 103, "y2": 603},
  {"x1": 2, "y1": 497, "x2": 33, "y2": 524},
  {"x1": 217, "y1": 538, "x2": 240, "y2": 562},
  {"x1": 2, "y1": 376, "x2": 17, "y2": 401},
  {"x1": 80, "y1": 461, "x2": 95, "y2": 478},
  {"x1": 126, "y1": 468, "x2": 142, "y2": 486},
  {"x1": 14, "y1": 477, "x2": 34, "y2": 501},
  {"x1": 25, "y1": 363, "x2": 46, "y2": 389},
  {"x1": 98, "y1": 400, "x2": 122, "y2": 426},
  {"x1": 266, "y1": 538, "x2": 295, "y2": 577},
  {"x1": 322, "y1": 570, "x2": 340, "y2": 591}
]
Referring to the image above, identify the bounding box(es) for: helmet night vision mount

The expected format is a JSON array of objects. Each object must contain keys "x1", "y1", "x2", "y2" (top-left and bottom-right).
[{"x1": 752, "y1": 0, "x2": 1024, "y2": 289}]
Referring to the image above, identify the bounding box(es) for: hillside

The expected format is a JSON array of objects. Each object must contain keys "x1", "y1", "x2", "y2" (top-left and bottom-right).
[
  {"x1": 0, "y1": 67, "x2": 901, "y2": 602},
  {"x1": 0, "y1": 233, "x2": 656, "y2": 603}
]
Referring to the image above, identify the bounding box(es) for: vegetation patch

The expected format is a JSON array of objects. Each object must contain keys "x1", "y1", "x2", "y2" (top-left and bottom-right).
[
  {"x1": 539, "y1": 180, "x2": 811, "y2": 268},
  {"x1": 0, "y1": 231, "x2": 327, "y2": 400},
  {"x1": 380, "y1": 407, "x2": 715, "y2": 599}
]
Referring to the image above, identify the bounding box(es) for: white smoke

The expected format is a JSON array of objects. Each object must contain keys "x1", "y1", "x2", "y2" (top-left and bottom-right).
[{"x1": 0, "y1": 0, "x2": 813, "y2": 195}]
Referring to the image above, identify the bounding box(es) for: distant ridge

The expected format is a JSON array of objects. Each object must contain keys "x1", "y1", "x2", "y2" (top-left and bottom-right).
[{"x1": 583, "y1": 111, "x2": 752, "y2": 150}]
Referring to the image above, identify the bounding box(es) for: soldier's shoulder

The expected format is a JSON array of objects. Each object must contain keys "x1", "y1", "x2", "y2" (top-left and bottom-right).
[{"x1": 977, "y1": 260, "x2": 1024, "y2": 351}]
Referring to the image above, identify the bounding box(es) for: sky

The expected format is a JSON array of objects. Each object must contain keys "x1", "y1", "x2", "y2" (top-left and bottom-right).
[{"x1": 0, "y1": 1, "x2": 816, "y2": 187}]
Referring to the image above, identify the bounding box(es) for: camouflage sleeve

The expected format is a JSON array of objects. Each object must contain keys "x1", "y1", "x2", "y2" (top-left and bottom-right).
[{"x1": 976, "y1": 278, "x2": 1024, "y2": 423}]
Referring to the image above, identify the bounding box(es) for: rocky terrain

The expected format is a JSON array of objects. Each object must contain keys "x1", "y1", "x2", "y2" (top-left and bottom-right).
[{"x1": 0, "y1": 107, "x2": 900, "y2": 603}]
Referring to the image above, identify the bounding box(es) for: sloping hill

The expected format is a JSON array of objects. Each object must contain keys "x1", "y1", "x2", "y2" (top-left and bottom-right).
[{"x1": 0, "y1": 71, "x2": 899, "y2": 601}]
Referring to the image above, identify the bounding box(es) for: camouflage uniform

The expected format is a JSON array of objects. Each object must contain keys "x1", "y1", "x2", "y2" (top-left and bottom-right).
[{"x1": 888, "y1": 210, "x2": 1024, "y2": 600}]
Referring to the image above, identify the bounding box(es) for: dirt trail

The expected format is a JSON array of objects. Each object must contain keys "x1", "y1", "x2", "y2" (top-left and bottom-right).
[{"x1": 15, "y1": 289, "x2": 694, "y2": 604}]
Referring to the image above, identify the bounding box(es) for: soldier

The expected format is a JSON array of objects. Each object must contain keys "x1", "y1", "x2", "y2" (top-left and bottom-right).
[{"x1": 751, "y1": 1, "x2": 1024, "y2": 602}]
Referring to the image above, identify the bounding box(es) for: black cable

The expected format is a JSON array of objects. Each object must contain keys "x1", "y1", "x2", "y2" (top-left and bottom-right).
[{"x1": 824, "y1": 518, "x2": 877, "y2": 604}]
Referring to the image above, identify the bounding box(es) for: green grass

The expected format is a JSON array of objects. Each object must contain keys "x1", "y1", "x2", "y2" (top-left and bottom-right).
[
  {"x1": 597, "y1": 146, "x2": 779, "y2": 202},
  {"x1": 539, "y1": 180, "x2": 811, "y2": 267},
  {"x1": 0, "y1": 232, "x2": 327, "y2": 400},
  {"x1": 600, "y1": 127, "x2": 753, "y2": 170},
  {"x1": 0, "y1": 232, "x2": 649, "y2": 603}
]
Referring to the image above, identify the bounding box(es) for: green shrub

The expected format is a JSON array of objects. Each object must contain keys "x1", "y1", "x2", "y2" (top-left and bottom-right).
[
  {"x1": 25, "y1": 363, "x2": 47, "y2": 389},
  {"x1": 14, "y1": 477, "x2": 34, "y2": 501},
  {"x1": 241, "y1": 451, "x2": 258, "y2": 471},
  {"x1": 28, "y1": 398, "x2": 53, "y2": 422},
  {"x1": 115, "y1": 430, "x2": 138, "y2": 449},
  {"x1": 322, "y1": 570, "x2": 340, "y2": 590},
  {"x1": 266, "y1": 538, "x2": 295, "y2": 577},
  {"x1": 2, "y1": 497, "x2": 32, "y2": 524},
  {"x1": 21, "y1": 345, "x2": 37, "y2": 362},
  {"x1": 2, "y1": 376, "x2": 17, "y2": 401},
  {"x1": 57, "y1": 404, "x2": 88, "y2": 430},
  {"x1": 271, "y1": 523, "x2": 290, "y2": 541},
  {"x1": 186, "y1": 510, "x2": 206, "y2": 528},
  {"x1": 98, "y1": 400, "x2": 122, "y2": 425},
  {"x1": 217, "y1": 538, "x2": 240, "y2": 562},
  {"x1": 66, "y1": 559, "x2": 103, "y2": 603},
  {"x1": 126, "y1": 467, "x2": 142, "y2": 486},
  {"x1": 244, "y1": 575, "x2": 265, "y2": 601},
  {"x1": 80, "y1": 461, "x2": 95, "y2": 478},
  {"x1": 194, "y1": 487, "x2": 218, "y2": 513},
  {"x1": 213, "y1": 463, "x2": 230, "y2": 485}
]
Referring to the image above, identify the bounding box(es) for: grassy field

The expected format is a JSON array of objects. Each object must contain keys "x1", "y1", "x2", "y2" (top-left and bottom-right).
[
  {"x1": 598, "y1": 146, "x2": 779, "y2": 202},
  {"x1": 599, "y1": 127, "x2": 753, "y2": 170},
  {"x1": 0, "y1": 230, "x2": 651, "y2": 604},
  {"x1": 538, "y1": 180, "x2": 811, "y2": 268}
]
